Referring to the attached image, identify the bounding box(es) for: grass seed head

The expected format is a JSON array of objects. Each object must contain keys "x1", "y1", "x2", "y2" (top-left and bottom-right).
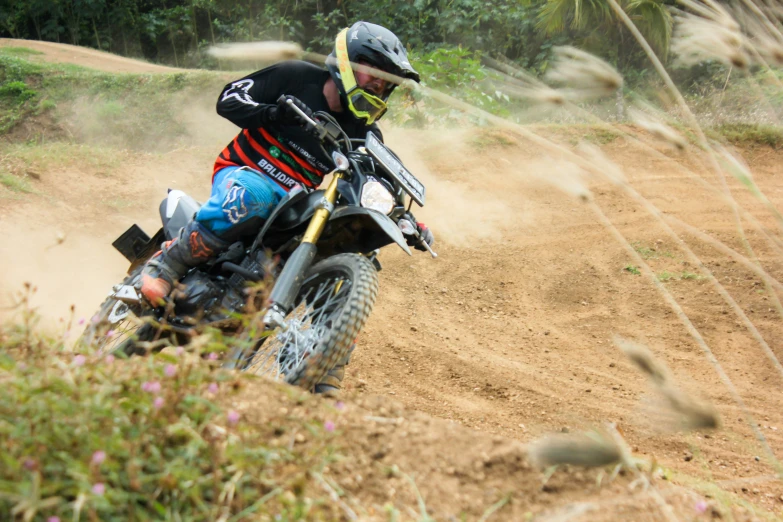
[
  {"x1": 528, "y1": 432, "x2": 621, "y2": 468},
  {"x1": 629, "y1": 109, "x2": 687, "y2": 150},
  {"x1": 545, "y1": 46, "x2": 623, "y2": 100},
  {"x1": 671, "y1": 10, "x2": 749, "y2": 70},
  {"x1": 531, "y1": 160, "x2": 592, "y2": 202},
  {"x1": 576, "y1": 143, "x2": 626, "y2": 186},
  {"x1": 615, "y1": 336, "x2": 720, "y2": 431},
  {"x1": 207, "y1": 41, "x2": 302, "y2": 62},
  {"x1": 615, "y1": 337, "x2": 668, "y2": 385}
]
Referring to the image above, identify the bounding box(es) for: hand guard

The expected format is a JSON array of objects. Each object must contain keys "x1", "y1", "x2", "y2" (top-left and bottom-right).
[{"x1": 270, "y1": 95, "x2": 314, "y2": 126}]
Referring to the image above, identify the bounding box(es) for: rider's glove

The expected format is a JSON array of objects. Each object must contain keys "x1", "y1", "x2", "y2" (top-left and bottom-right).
[
  {"x1": 414, "y1": 222, "x2": 434, "y2": 251},
  {"x1": 269, "y1": 95, "x2": 314, "y2": 126}
]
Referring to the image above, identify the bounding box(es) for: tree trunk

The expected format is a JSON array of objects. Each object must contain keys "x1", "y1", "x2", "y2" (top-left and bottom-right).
[
  {"x1": 616, "y1": 88, "x2": 624, "y2": 122},
  {"x1": 191, "y1": 5, "x2": 199, "y2": 52},
  {"x1": 248, "y1": 0, "x2": 254, "y2": 40},
  {"x1": 208, "y1": 10, "x2": 216, "y2": 45},
  {"x1": 170, "y1": 27, "x2": 179, "y2": 66},
  {"x1": 93, "y1": 18, "x2": 102, "y2": 50},
  {"x1": 32, "y1": 16, "x2": 41, "y2": 40}
]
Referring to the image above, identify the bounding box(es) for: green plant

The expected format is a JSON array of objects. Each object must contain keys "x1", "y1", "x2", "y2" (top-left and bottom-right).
[
  {"x1": 0, "y1": 47, "x2": 44, "y2": 56},
  {"x1": 631, "y1": 241, "x2": 673, "y2": 259},
  {"x1": 710, "y1": 123, "x2": 783, "y2": 148},
  {"x1": 0, "y1": 172, "x2": 34, "y2": 193},
  {"x1": 0, "y1": 294, "x2": 348, "y2": 521},
  {"x1": 624, "y1": 264, "x2": 641, "y2": 275},
  {"x1": 657, "y1": 271, "x2": 676, "y2": 281}
]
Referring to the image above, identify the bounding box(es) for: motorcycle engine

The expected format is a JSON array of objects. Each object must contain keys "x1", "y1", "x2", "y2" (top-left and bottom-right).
[{"x1": 173, "y1": 271, "x2": 226, "y2": 319}]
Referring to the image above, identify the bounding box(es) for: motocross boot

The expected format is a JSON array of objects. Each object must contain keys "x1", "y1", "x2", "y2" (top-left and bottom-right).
[
  {"x1": 313, "y1": 345, "x2": 354, "y2": 395},
  {"x1": 139, "y1": 220, "x2": 230, "y2": 306}
]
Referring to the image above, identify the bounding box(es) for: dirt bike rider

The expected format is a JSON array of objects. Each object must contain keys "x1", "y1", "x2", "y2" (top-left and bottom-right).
[{"x1": 137, "y1": 21, "x2": 434, "y2": 392}]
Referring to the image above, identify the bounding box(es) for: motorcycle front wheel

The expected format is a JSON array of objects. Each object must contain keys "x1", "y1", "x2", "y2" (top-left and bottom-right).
[
  {"x1": 239, "y1": 253, "x2": 379, "y2": 390},
  {"x1": 80, "y1": 267, "x2": 150, "y2": 355}
]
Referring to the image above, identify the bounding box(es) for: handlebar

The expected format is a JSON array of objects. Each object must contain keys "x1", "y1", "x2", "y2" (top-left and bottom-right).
[{"x1": 277, "y1": 95, "x2": 338, "y2": 149}]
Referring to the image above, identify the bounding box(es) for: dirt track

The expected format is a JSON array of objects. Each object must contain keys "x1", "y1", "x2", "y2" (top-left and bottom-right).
[{"x1": 3, "y1": 40, "x2": 783, "y2": 520}]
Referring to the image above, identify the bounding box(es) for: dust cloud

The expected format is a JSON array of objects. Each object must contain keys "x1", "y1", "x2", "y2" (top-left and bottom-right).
[
  {"x1": 1, "y1": 83, "x2": 233, "y2": 329},
  {"x1": 383, "y1": 127, "x2": 522, "y2": 247}
]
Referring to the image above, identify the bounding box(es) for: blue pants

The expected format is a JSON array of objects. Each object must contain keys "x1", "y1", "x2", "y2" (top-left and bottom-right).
[{"x1": 195, "y1": 166, "x2": 287, "y2": 237}]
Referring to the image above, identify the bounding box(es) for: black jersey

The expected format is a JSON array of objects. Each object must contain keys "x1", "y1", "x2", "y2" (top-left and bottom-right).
[{"x1": 214, "y1": 60, "x2": 381, "y2": 190}]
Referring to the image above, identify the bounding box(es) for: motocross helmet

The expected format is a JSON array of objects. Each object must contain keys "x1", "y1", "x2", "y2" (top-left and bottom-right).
[{"x1": 326, "y1": 21, "x2": 420, "y2": 125}]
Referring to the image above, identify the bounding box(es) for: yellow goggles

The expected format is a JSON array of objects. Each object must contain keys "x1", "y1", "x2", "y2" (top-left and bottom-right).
[
  {"x1": 335, "y1": 27, "x2": 389, "y2": 125},
  {"x1": 346, "y1": 87, "x2": 387, "y2": 125}
]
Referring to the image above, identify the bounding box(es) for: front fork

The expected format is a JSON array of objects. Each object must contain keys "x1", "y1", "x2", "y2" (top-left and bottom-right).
[{"x1": 263, "y1": 171, "x2": 344, "y2": 328}]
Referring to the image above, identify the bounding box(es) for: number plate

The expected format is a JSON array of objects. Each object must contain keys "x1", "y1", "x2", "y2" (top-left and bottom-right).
[{"x1": 365, "y1": 132, "x2": 425, "y2": 206}]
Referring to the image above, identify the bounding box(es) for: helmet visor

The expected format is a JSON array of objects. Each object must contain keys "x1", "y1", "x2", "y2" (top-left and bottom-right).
[{"x1": 347, "y1": 87, "x2": 387, "y2": 125}]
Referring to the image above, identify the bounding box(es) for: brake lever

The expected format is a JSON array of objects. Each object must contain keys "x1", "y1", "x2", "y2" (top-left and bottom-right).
[
  {"x1": 282, "y1": 98, "x2": 332, "y2": 142},
  {"x1": 413, "y1": 230, "x2": 438, "y2": 258}
]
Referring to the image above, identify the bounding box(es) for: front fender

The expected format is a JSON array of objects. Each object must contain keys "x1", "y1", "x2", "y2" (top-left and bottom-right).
[{"x1": 325, "y1": 207, "x2": 411, "y2": 256}]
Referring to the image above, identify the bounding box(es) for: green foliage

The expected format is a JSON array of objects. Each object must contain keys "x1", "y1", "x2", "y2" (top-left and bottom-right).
[
  {"x1": 0, "y1": 80, "x2": 37, "y2": 101},
  {"x1": 624, "y1": 264, "x2": 641, "y2": 275},
  {"x1": 0, "y1": 172, "x2": 35, "y2": 193},
  {"x1": 631, "y1": 241, "x2": 673, "y2": 260},
  {"x1": 537, "y1": 0, "x2": 672, "y2": 70},
  {"x1": 0, "y1": 53, "x2": 227, "y2": 146},
  {"x1": 388, "y1": 46, "x2": 510, "y2": 127},
  {"x1": 0, "y1": 47, "x2": 44, "y2": 56},
  {"x1": 0, "y1": 0, "x2": 617, "y2": 75},
  {"x1": 0, "y1": 296, "x2": 345, "y2": 521},
  {"x1": 711, "y1": 123, "x2": 783, "y2": 149}
]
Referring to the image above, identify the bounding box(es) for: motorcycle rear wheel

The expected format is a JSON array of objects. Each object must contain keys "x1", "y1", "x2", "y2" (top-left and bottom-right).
[{"x1": 240, "y1": 253, "x2": 379, "y2": 390}]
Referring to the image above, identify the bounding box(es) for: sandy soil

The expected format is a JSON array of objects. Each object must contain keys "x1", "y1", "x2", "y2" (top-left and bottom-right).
[
  {"x1": 2, "y1": 39, "x2": 783, "y2": 520},
  {"x1": 0, "y1": 38, "x2": 184, "y2": 73}
]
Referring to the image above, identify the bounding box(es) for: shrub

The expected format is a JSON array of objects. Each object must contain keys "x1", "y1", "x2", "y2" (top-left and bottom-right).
[{"x1": 0, "y1": 297, "x2": 343, "y2": 521}]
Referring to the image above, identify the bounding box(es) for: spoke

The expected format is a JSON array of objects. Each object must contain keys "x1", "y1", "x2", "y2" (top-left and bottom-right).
[{"x1": 244, "y1": 271, "x2": 352, "y2": 380}]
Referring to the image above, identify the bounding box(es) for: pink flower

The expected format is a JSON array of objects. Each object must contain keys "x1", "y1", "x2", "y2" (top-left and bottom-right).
[
  {"x1": 92, "y1": 483, "x2": 105, "y2": 495},
  {"x1": 91, "y1": 315, "x2": 100, "y2": 324},
  {"x1": 104, "y1": 354, "x2": 115, "y2": 364},
  {"x1": 176, "y1": 346, "x2": 185, "y2": 356},
  {"x1": 207, "y1": 383, "x2": 219, "y2": 394},
  {"x1": 335, "y1": 401, "x2": 345, "y2": 411},
  {"x1": 73, "y1": 354, "x2": 86, "y2": 367},
  {"x1": 324, "y1": 421, "x2": 336, "y2": 432},
  {"x1": 164, "y1": 364, "x2": 177, "y2": 377},
  {"x1": 695, "y1": 500, "x2": 708, "y2": 514},
  {"x1": 208, "y1": 352, "x2": 218, "y2": 361},
  {"x1": 17, "y1": 362, "x2": 27, "y2": 371},
  {"x1": 23, "y1": 457, "x2": 36, "y2": 470},
  {"x1": 153, "y1": 397, "x2": 165, "y2": 410},
  {"x1": 47, "y1": 517, "x2": 61, "y2": 522},
  {"x1": 62, "y1": 330, "x2": 70, "y2": 339},
  {"x1": 227, "y1": 410, "x2": 240, "y2": 426},
  {"x1": 105, "y1": 330, "x2": 115, "y2": 338},
  {"x1": 141, "y1": 381, "x2": 161, "y2": 393},
  {"x1": 91, "y1": 450, "x2": 106, "y2": 466},
  {"x1": 78, "y1": 317, "x2": 86, "y2": 325}
]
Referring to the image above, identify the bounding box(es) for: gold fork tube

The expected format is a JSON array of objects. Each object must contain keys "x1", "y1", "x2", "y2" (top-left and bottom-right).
[{"x1": 301, "y1": 171, "x2": 344, "y2": 244}]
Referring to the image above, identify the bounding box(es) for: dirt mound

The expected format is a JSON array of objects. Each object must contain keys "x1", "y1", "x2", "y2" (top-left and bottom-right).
[
  {"x1": 233, "y1": 374, "x2": 717, "y2": 521},
  {"x1": 0, "y1": 38, "x2": 183, "y2": 73}
]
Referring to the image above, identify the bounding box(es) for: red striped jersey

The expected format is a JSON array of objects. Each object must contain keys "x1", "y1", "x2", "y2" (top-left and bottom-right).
[{"x1": 214, "y1": 60, "x2": 383, "y2": 191}]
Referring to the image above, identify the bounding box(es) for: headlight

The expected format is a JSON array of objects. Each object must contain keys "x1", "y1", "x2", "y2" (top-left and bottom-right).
[{"x1": 360, "y1": 181, "x2": 394, "y2": 215}]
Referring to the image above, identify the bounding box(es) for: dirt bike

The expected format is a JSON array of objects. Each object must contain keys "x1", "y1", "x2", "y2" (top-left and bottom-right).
[{"x1": 83, "y1": 98, "x2": 436, "y2": 391}]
